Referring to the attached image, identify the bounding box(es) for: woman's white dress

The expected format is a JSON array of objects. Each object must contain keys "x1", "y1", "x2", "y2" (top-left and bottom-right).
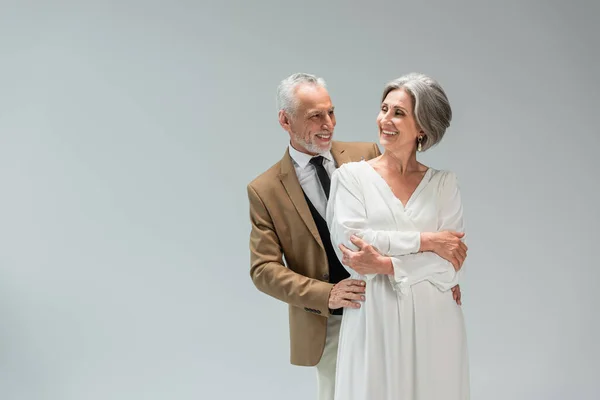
[{"x1": 325, "y1": 161, "x2": 469, "y2": 400}]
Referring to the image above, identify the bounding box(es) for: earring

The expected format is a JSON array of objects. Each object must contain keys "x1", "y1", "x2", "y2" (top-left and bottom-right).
[{"x1": 417, "y1": 136, "x2": 423, "y2": 152}]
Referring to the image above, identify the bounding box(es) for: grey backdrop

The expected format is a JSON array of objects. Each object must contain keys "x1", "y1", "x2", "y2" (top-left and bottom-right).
[{"x1": 1, "y1": 1, "x2": 598, "y2": 399}]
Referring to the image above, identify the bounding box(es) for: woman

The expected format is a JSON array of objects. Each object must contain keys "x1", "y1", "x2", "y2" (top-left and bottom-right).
[{"x1": 326, "y1": 73, "x2": 469, "y2": 399}]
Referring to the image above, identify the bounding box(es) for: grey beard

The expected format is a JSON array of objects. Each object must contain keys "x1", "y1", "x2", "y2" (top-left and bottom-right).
[{"x1": 294, "y1": 133, "x2": 332, "y2": 154}]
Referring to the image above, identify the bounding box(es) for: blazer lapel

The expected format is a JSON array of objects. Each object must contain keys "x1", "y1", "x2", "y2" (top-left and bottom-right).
[{"x1": 278, "y1": 149, "x2": 324, "y2": 249}]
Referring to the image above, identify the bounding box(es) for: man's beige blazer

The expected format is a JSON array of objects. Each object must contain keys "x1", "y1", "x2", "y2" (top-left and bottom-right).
[{"x1": 247, "y1": 140, "x2": 380, "y2": 366}]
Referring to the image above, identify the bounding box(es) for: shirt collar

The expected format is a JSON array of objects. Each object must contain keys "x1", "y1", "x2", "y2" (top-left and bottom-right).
[{"x1": 288, "y1": 143, "x2": 334, "y2": 169}]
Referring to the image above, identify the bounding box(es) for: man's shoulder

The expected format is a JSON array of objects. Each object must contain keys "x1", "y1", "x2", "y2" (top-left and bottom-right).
[
  {"x1": 247, "y1": 159, "x2": 284, "y2": 194},
  {"x1": 332, "y1": 140, "x2": 380, "y2": 162},
  {"x1": 333, "y1": 140, "x2": 378, "y2": 152}
]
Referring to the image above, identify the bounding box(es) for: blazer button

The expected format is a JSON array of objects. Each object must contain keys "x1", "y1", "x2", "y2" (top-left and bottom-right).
[{"x1": 322, "y1": 273, "x2": 330, "y2": 280}]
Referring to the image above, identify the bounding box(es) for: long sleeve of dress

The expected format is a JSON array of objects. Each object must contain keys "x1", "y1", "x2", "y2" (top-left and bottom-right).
[
  {"x1": 326, "y1": 168, "x2": 422, "y2": 256},
  {"x1": 327, "y1": 163, "x2": 471, "y2": 399},
  {"x1": 326, "y1": 164, "x2": 421, "y2": 278},
  {"x1": 387, "y1": 171, "x2": 465, "y2": 294}
]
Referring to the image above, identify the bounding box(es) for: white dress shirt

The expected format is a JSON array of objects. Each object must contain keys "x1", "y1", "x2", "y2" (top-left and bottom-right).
[{"x1": 288, "y1": 144, "x2": 336, "y2": 219}]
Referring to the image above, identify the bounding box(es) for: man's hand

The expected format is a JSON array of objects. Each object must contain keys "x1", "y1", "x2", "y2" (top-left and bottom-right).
[
  {"x1": 451, "y1": 285, "x2": 462, "y2": 306},
  {"x1": 338, "y1": 236, "x2": 392, "y2": 276},
  {"x1": 420, "y1": 231, "x2": 467, "y2": 271},
  {"x1": 328, "y1": 278, "x2": 366, "y2": 310}
]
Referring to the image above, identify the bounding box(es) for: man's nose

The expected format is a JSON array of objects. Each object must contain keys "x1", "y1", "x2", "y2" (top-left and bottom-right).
[{"x1": 322, "y1": 114, "x2": 333, "y2": 130}]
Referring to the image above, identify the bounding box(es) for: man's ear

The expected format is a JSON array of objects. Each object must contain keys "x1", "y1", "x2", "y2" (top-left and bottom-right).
[{"x1": 279, "y1": 110, "x2": 291, "y2": 131}]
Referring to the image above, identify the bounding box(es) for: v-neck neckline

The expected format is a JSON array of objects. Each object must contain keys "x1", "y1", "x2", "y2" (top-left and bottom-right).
[{"x1": 361, "y1": 160, "x2": 432, "y2": 209}]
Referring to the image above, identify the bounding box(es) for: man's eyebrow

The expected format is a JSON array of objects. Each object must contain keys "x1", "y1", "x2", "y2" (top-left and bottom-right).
[{"x1": 308, "y1": 107, "x2": 335, "y2": 113}]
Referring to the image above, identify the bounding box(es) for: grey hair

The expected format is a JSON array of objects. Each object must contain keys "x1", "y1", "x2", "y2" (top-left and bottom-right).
[
  {"x1": 277, "y1": 72, "x2": 327, "y2": 116},
  {"x1": 381, "y1": 72, "x2": 452, "y2": 151}
]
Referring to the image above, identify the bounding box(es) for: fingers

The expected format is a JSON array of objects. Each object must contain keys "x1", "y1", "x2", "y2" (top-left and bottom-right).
[
  {"x1": 451, "y1": 285, "x2": 462, "y2": 306},
  {"x1": 330, "y1": 298, "x2": 361, "y2": 309},
  {"x1": 350, "y1": 235, "x2": 367, "y2": 249},
  {"x1": 333, "y1": 291, "x2": 365, "y2": 308},
  {"x1": 341, "y1": 254, "x2": 351, "y2": 266},
  {"x1": 330, "y1": 279, "x2": 367, "y2": 309},
  {"x1": 339, "y1": 245, "x2": 353, "y2": 266},
  {"x1": 343, "y1": 279, "x2": 366, "y2": 287},
  {"x1": 450, "y1": 243, "x2": 467, "y2": 269},
  {"x1": 335, "y1": 279, "x2": 366, "y2": 294},
  {"x1": 338, "y1": 244, "x2": 352, "y2": 257},
  {"x1": 451, "y1": 257, "x2": 460, "y2": 271},
  {"x1": 455, "y1": 251, "x2": 466, "y2": 269},
  {"x1": 449, "y1": 231, "x2": 465, "y2": 238},
  {"x1": 441, "y1": 249, "x2": 464, "y2": 268},
  {"x1": 340, "y1": 244, "x2": 365, "y2": 267},
  {"x1": 339, "y1": 300, "x2": 361, "y2": 308},
  {"x1": 450, "y1": 240, "x2": 466, "y2": 250},
  {"x1": 446, "y1": 231, "x2": 468, "y2": 255},
  {"x1": 453, "y1": 290, "x2": 461, "y2": 305},
  {"x1": 343, "y1": 284, "x2": 366, "y2": 294},
  {"x1": 342, "y1": 292, "x2": 366, "y2": 302}
]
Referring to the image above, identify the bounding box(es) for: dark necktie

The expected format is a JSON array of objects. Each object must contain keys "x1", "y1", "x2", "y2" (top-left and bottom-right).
[{"x1": 309, "y1": 156, "x2": 331, "y2": 199}]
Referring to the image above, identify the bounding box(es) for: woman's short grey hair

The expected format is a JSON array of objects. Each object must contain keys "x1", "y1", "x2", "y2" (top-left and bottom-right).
[
  {"x1": 381, "y1": 72, "x2": 452, "y2": 151},
  {"x1": 277, "y1": 73, "x2": 327, "y2": 116}
]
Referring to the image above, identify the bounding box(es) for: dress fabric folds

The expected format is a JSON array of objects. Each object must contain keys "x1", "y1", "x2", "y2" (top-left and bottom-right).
[{"x1": 326, "y1": 161, "x2": 469, "y2": 400}]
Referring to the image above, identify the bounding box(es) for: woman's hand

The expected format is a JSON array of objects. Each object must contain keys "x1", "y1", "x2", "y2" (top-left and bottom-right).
[
  {"x1": 338, "y1": 235, "x2": 393, "y2": 275},
  {"x1": 420, "y1": 231, "x2": 467, "y2": 271},
  {"x1": 340, "y1": 235, "x2": 464, "y2": 306}
]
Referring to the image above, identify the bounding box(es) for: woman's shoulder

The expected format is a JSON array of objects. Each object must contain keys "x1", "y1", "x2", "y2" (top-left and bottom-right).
[
  {"x1": 429, "y1": 168, "x2": 457, "y2": 180},
  {"x1": 428, "y1": 169, "x2": 461, "y2": 194},
  {"x1": 336, "y1": 160, "x2": 370, "y2": 175},
  {"x1": 332, "y1": 161, "x2": 372, "y2": 187}
]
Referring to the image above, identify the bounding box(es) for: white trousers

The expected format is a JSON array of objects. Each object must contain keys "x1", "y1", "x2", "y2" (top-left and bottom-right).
[{"x1": 315, "y1": 315, "x2": 342, "y2": 400}]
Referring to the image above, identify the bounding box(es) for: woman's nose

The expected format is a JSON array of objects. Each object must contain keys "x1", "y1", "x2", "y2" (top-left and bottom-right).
[{"x1": 381, "y1": 111, "x2": 392, "y2": 124}]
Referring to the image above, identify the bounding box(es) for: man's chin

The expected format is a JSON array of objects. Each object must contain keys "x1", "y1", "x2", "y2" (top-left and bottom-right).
[
  {"x1": 312, "y1": 141, "x2": 332, "y2": 154},
  {"x1": 319, "y1": 143, "x2": 332, "y2": 154},
  {"x1": 294, "y1": 137, "x2": 332, "y2": 155}
]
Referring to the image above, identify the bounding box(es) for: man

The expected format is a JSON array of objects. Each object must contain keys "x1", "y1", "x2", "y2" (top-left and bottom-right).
[{"x1": 247, "y1": 73, "x2": 467, "y2": 400}]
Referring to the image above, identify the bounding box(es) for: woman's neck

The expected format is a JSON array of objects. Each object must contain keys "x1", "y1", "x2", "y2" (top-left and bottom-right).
[{"x1": 380, "y1": 147, "x2": 422, "y2": 175}]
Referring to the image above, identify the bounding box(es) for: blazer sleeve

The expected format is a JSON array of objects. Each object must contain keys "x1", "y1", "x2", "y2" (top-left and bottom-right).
[{"x1": 248, "y1": 183, "x2": 333, "y2": 316}]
